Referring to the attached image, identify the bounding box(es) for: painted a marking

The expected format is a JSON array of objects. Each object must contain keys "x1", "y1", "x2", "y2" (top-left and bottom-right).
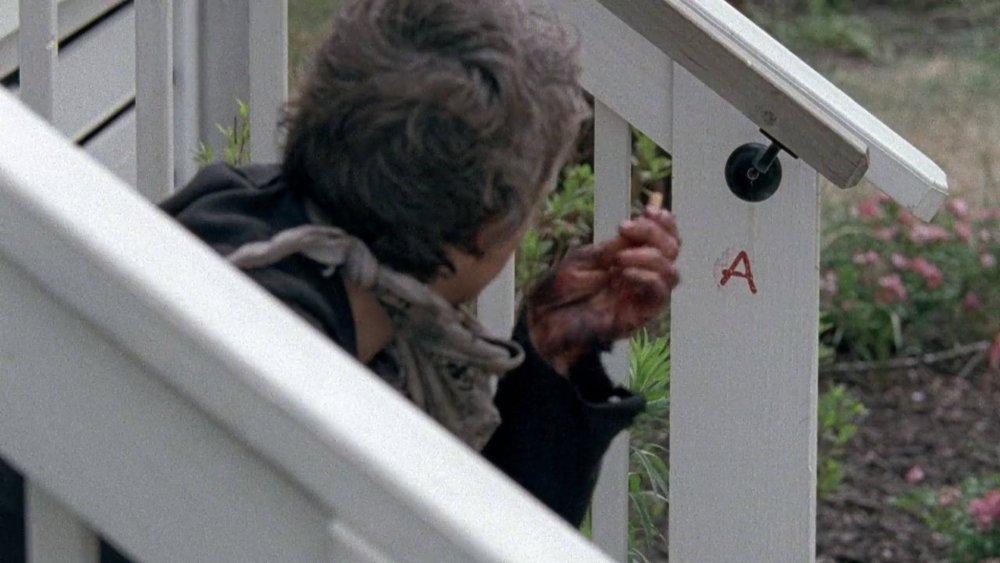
[{"x1": 720, "y1": 250, "x2": 758, "y2": 294}]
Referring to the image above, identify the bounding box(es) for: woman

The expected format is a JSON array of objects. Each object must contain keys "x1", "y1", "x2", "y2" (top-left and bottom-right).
[{"x1": 162, "y1": 0, "x2": 681, "y2": 528}]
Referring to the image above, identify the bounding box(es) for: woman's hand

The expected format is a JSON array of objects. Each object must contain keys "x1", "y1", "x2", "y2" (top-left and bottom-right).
[{"x1": 526, "y1": 206, "x2": 681, "y2": 374}]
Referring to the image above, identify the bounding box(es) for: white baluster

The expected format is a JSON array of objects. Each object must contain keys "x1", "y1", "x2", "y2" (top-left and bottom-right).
[
  {"x1": 248, "y1": 0, "x2": 288, "y2": 164},
  {"x1": 135, "y1": 0, "x2": 174, "y2": 200},
  {"x1": 18, "y1": 0, "x2": 56, "y2": 119},
  {"x1": 590, "y1": 101, "x2": 633, "y2": 561}
]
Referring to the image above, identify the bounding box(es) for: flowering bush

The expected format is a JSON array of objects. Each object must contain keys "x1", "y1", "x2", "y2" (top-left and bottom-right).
[
  {"x1": 820, "y1": 194, "x2": 1000, "y2": 362},
  {"x1": 895, "y1": 475, "x2": 1000, "y2": 562}
]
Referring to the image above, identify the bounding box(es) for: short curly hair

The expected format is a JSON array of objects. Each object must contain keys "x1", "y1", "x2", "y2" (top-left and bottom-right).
[{"x1": 282, "y1": 0, "x2": 590, "y2": 280}]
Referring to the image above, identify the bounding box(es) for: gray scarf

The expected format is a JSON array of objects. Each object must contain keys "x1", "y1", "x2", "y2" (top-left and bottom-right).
[{"x1": 226, "y1": 224, "x2": 524, "y2": 450}]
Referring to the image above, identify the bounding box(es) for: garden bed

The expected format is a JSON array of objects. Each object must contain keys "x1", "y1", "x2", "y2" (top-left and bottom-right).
[{"x1": 817, "y1": 366, "x2": 1000, "y2": 562}]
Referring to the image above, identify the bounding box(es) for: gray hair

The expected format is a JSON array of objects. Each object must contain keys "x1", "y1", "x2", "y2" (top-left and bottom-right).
[{"x1": 282, "y1": 0, "x2": 591, "y2": 280}]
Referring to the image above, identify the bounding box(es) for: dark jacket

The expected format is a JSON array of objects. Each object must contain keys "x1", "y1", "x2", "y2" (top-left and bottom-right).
[{"x1": 161, "y1": 163, "x2": 645, "y2": 526}]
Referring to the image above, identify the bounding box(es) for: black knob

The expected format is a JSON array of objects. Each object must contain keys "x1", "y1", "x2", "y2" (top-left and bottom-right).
[{"x1": 724, "y1": 141, "x2": 783, "y2": 203}]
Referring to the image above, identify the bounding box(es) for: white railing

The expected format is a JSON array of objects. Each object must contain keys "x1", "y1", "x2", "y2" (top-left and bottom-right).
[
  {"x1": 2, "y1": 0, "x2": 948, "y2": 562},
  {"x1": 0, "y1": 87, "x2": 614, "y2": 562}
]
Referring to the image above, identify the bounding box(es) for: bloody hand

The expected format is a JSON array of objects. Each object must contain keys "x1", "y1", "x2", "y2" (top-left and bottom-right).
[{"x1": 526, "y1": 206, "x2": 681, "y2": 374}]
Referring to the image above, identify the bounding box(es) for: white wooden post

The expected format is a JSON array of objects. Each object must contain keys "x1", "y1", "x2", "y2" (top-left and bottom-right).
[
  {"x1": 135, "y1": 0, "x2": 175, "y2": 200},
  {"x1": 669, "y1": 65, "x2": 819, "y2": 562},
  {"x1": 196, "y1": 1, "x2": 249, "y2": 153},
  {"x1": 17, "y1": 0, "x2": 56, "y2": 118},
  {"x1": 248, "y1": 0, "x2": 288, "y2": 163},
  {"x1": 173, "y1": 0, "x2": 202, "y2": 187},
  {"x1": 590, "y1": 101, "x2": 633, "y2": 560},
  {"x1": 18, "y1": 4, "x2": 102, "y2": 559},
  {"x1": 27, "y1": 485, "x2": 99, "y2": 563}
]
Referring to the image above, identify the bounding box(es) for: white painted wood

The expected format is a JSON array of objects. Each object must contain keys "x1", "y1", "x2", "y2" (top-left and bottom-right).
[
  {"x1": 18, "y1": 0, "x2": 57, "y2": 118},
  {"x1": 525, "y1": 0, "x2": 672, "y2": 154},
  {"x1": 327, "y1": 519, "x2": 397, "y2": 563},
  {"x1": 1, "y1": 0, "x2": 123, "y2": 78},
  {"x1": 669, "y1": 64, "x2": 818, "y2": 563},
  {"x1": 83, "y1": 105, "x2": 136, "y2": 185},
  {"x1": 197, "y1": 0, "x2": 250, "y2": 155},
  {"x1": 172, "y1": 0, "x2": 200, "y2": 187},
  {"x1": 0, "y1": 89, "x2": 613, "y2": 563},
  {"x1": 55, "y1": 3, "x2": 133, "y2": 140},
  {"x1": 477, "y1": 257, "x2": 516, "y2": 337},
  {"x1": 0, "y1": 256, "x2": 337, "y2": 563},
  {"x1": 135, "y1": 0, "x2": 174, "y2": 200},
  {"x1": 7, "y1": 3, "x2": 135, "y2": 141},
  {"x1": 590, "y1": 101, "x2": 633, "y2": 561},
  {"x1": 26, "y1": 483, "x2": 99, "y2": 563},
  {"x1": 552, "y1": 0, "x2": 947, "y2": 219},
  {"x1": 248, "y1": 0, "x2": 287, "y2": 163},
  {"x1": 595, "y1": 0, "x2": 868, "y2": 192}
]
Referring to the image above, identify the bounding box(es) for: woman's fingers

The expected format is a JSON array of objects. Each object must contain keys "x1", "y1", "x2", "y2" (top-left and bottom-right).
[
  {"x1": 644, "y1": 206, "x2": 681, "y2": 240},
  {"x1": 619, "y1": 215, "x2": 681, "y2": 260},
  {"x1": 615, "y1": 246, "x2": 677, "y2": 286},
  {"x1": 585, "y1": 236, "x2": 632, "y2": 267}
]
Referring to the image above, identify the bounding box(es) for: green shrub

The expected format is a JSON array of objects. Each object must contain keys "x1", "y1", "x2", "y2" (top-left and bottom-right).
[
  {"x1": 747, "y1": 0, "x2": 878, "y2": 59},
  {"x1": 895, "y1": 474, "x2": 1000, "y2": 562},
  {"x1": 820, "y1": 195, "x2": 1000, "y2": 362},
  {"x1": 194, "y1": 99, "x2": 252, "y2": 167},
  {"x1": 817, "y1": 384, "x2": 867, "y2": 499},
  {"x1": 627, "y1": 331, "x2": 671, "y2": 561},
  {"x1": 516, "y1": 163, "x2": 595, "y2": 288}
]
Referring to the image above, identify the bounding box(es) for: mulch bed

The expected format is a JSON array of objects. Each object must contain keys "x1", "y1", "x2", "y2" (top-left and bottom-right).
[
  {"x1": 643, "y1": 364, "x2": 1000, "y2": 562},
  {"x1": 817, "y1": 366, "x2": 1000, "y2": 562}
]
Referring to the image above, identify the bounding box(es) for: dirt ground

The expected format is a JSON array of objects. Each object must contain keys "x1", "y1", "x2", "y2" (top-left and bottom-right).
[
  {"x1": 800, "y1": 7, "x2": 1000, "y2": 559},
  {"x1": 640, "y1": 365, "x2": 1000, "y2": 562},
  {"x1": 816, "y1": 366, "x2": 1000, "y2": 562}
]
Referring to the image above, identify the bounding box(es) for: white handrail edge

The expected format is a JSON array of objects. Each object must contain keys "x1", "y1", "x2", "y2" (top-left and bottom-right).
[{"x1": 681, "y1": 0, "x2": 948, "y2": 218}]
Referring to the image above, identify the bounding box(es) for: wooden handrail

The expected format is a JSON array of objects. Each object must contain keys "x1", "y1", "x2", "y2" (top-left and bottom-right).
[{"x1": 555, "y1": 0, "x2": 948, "y2": 218}]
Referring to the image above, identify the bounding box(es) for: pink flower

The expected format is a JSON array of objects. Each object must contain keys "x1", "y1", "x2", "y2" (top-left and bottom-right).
[
  {"x1": 875, "y1": 274, "x2": 908, "y2": 304},
  {"x1": 897, "y1": 209, "x2": 917, "y2": 227},
  {"x1": 891, "y1": 253, "x2": 911, "y2": 270},
  {"x1": 962, "y1": 291, "x2": 983, "y2": 312},
  {"x1": 969, "y1": 490, "x2": 1000, "y2": 531},
  {"x1": 852, "y1": 250, "x2": 881, "y2": 266},
  {"x1": 981, "y1": 229, "x2": 994, "y2": 243},
  {"x1": 982, "y1": 253, "x2": 997, "y2": 269},
  {"x1": 954, "y1": 221, "x2": 973, "y2": 242},
  {"x1": 947, "y1": 198, "x2": 970, "y2": 219},
  {"x1": 909, "y1": 224, "x2": 951, "y2": 244},
  {"x1": 873, "y1": 226, "x2": 899, "y2": 241},
  {"x1": 856, "y1": 198, "x2": 884, "y2": 221},
  {"x1": 820, "y1": 270, "x2": 839, "y2": 296},
  {"x1": 910, "y1": 257, "x2": 943, "y2": 289},
  {"x1": 905, "y1": 465, "x2": 925, "y2": 484}
]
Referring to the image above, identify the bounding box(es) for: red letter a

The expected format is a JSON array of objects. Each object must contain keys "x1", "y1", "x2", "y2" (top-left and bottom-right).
[{"x1": 720, "y1": 250, "x2": 758, "y2": 294}]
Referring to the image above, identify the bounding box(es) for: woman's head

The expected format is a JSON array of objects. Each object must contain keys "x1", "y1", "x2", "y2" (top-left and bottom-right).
[{"x1": 282, "y1": 0, "x2": 590, "y2": 281}]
